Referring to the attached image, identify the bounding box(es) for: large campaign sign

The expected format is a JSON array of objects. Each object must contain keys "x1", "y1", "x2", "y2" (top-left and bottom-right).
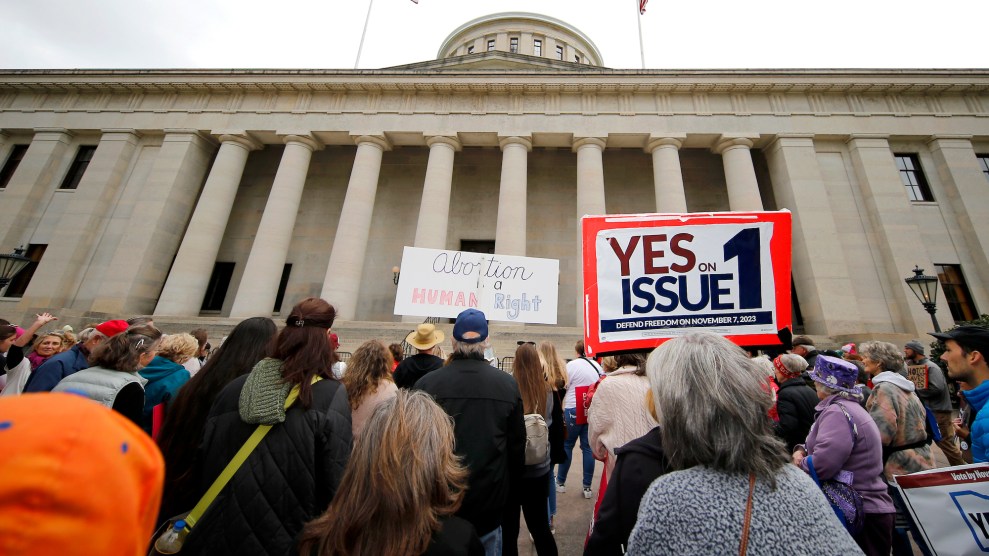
[
  {"x1": 582, "y1": 211, "x2": 792, "y2": 356},
  {"x1": 895, "y1": 463, "x2": 989, "y2": 555},
  {"x1": 393, "y1": 246, "x2": 559, "y2": 324}
]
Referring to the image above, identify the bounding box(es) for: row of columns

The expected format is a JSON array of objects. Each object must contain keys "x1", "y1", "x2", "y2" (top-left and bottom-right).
[{"x1": 153, "y1": 132, "x2": 769, "y2": 320}]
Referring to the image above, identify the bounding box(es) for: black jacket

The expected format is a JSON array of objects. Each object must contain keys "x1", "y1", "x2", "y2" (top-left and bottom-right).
[
  {"x1": 183, "y1": 375, "x2": 352, "y2": 556},
  {"x1": 585, "y1": 426, "x2": 669, "y2": 556},
  {"x1": 394, "y1": 353, "x2": 445, "y2": 389},
  {"x1": 414, "y1": 356, "x2": 525, "y2": 537},
  {"x1": 549, "y1": 388, "x2": 566, "y2": 464},
  {"x1": 774, "y1": 376, "x2": 820, "y2": 453}
]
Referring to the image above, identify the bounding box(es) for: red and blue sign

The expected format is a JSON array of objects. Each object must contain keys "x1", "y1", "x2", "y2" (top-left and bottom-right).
[{"x1": 582, "y1": 211, "x2": 792, "y2": 357}]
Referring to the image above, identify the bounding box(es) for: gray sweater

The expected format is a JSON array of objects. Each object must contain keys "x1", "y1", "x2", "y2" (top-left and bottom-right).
[{"x1": 628, "y1": 465, "x2": 864, "y2": 555}]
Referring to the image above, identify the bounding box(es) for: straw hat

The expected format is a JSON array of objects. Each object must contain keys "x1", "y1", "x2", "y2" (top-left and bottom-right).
[{"x1": 405, "y1": 323, "x2": 445, "y2": 351}]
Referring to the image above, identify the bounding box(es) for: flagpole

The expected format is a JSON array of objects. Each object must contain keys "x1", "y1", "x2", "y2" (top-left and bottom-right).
[
  {"x1": 355, "y1": 0, "x2": 375, "y2": 69},
  {"x1": 636, "y1": 0, "x2": 646, "y2": 69}
]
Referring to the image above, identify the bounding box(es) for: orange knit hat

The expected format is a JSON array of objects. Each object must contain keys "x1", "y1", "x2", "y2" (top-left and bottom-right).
[{"x1": 0, "y1": 393, "x2": 164, "y2": 555}]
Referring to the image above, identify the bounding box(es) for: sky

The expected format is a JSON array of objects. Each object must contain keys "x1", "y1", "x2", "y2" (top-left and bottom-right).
[{"x1": 2, "y1": 0, "x2": 985, "y2": 71}]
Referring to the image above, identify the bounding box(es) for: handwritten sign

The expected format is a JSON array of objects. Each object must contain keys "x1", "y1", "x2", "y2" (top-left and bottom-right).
[
  {"x1": 393, "y1": 246, "x2": 559, "y2": 324},
  {"x1": 895, "y1": 463, "x2": 989, "y2": 555},
  {"x1": 907, "y1": 364, "x2": 930, "y2": 390},
  {"x1": 582, "y1": 211, "x2": 792, "y2": 357}
]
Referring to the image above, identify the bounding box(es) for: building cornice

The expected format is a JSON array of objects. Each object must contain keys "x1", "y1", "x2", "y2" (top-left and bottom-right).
[{"x1": 2, "y1": 69, "x2": 989, "y2": 95}]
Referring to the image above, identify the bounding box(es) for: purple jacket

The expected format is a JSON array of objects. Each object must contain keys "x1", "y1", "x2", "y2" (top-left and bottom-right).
[{"x1": 799, "y1": 394, "x2": 894, "y2": 514}]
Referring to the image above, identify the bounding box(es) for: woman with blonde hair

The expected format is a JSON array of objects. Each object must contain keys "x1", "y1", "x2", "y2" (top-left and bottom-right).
[
  {"x1": 539, "y1": 340, "x2": 568, "y2": 532},
  {"x1": 138, "y1": 332, "x2": 197, "y2": 434},
  {"x1": 504, "y1": 343, "x2": 558, "y2": 555},
  {"x1": 299, "y1": 390, "x2": 482, "y2": 555},
  {"x1": 342, "y1": 339, "x2": 398, "y2": 437}
]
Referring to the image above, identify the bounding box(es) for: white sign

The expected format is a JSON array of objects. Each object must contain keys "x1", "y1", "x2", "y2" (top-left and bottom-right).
[
  {"x1": 393, "y1": 246, "x2": 559, "y2": 324},
  {"x1": 895, "y1": 463, "x2": 989, "y2": 555}
]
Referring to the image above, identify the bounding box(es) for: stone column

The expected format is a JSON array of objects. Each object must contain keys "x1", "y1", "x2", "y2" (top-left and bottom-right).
[
  {"x1": 926, "y1": 135, "x2": 989, "y2": 311},
  {"x1": 413, "y1": 135, "x2": 461, "y2": 249},
  {"x1": 320, "y1": 135, "x2": 391, "y2": 320},
  {"x1": 228, "y1": 135, "x2": 321, "y2": 318},
  {"x1": 20, "y1": 129, "x2": 142, "y2": 309},
  {"x1": 156, "y1": 133, "x2": 262, "y2": 316},
  {"x1": 0, "y1": 129, "x2": 74, "y2": 249},
  {"x1": 494, "y1": 136, "x2": 531, "y2": 256},
  {"x1": 714, "y1": 135, "x2": 764, "y2": 211},
  {"x1": 764, "y1": 134, "x2": 861, "y2": 335},
  {"x1": 646, "y1": 135, "x2": 688, "y2": 212},
  {"x1": 89, "y1": 129, "x2": 216, "y2": 315},
  {"x1": 573, "y1": 137, "x2": 607, "y2": 326},
  {"x1": 846, "y1": 135, "x2": 944, "y2": 335}
]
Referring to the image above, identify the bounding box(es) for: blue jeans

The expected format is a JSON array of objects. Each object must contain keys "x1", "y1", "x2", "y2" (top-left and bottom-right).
[
  {"x1": 557, "y1": 407, "x2": 594, "y2": 488},
  {"x1": 479, "y1": 526, "x2": 502, "y2": 556}
]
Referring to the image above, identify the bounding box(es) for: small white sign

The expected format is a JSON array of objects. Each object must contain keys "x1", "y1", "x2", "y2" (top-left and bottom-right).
[
  {"x1": 895, "y1": 463, "x2": 989, "y2": 555},
  {"x1": 393, "y1": 246, "x2": 559, "y2": 324}
]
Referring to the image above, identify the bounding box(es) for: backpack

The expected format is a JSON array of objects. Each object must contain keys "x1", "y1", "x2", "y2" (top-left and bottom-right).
[{"x1": 524, "y1": 413, "x2": 549, "y2": 465}]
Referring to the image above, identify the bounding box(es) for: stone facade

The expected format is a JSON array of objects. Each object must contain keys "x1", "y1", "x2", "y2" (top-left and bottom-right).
[{"x1": 1, "y1": 13, "x2": 988, "y2": 346}]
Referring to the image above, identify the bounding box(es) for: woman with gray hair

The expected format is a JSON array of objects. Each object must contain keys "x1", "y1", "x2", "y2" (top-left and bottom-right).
[
  {"x1": 859, "y1": 341, "x2": 935, "y2": 478},
  {"x1": 859, "y1": 340, "x2": 934, "y2": 555},
  {"x1": 627, "y1": 331, "x2": 862, "y2": 555},
  {"x1": 793, "y1": 355, "x2": 895, "y2": 554}
]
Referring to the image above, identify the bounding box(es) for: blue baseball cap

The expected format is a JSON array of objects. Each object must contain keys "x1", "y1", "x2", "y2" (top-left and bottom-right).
[{"x1": 453, "y1": 309, "x2": 488, "y2": 344}]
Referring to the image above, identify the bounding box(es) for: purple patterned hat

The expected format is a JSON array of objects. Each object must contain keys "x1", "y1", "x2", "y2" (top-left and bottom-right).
[{"x1": 808, "y1": 354, "x2": 862, "y2": 395}]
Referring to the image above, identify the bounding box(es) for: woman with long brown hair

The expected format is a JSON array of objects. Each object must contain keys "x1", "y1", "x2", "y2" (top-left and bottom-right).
[
  {"x1": 154, "y1": 316, "x2": 277, "y2": 526},
  {"x1": 341, "y1": 339, "x2": 397, "y2": 437},
  {"x1": 181, "y1": 298, "x2": 352, "y2": 556},
  {"x1": 504, "y1": 343, "x2": 559, "y2": 556},
  {"x1": 299, "y1": 389, "x2": 482, "y2": 555}
]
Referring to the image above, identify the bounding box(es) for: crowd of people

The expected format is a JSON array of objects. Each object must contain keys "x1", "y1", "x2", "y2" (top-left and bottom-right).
[{"x1": 2, "y1": 302, "x2": 988, "y2": 556}]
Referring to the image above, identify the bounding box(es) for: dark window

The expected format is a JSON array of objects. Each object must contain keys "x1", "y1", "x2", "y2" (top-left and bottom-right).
[
  {"x1": 3, "y1": 244, "x2": 46, "y2": 298},
  {"x1": 487, "y1": 40, "x2": 495, "y2": 52},
  {"x1": 59, "y1": 145, "x2": 96, "y2": 190},
  {"x1": 461, "y1": 240, "x2": 495, "y2": 254},
  {"x1": 934, "y1": 264, "x2": 979, "y2": 323},
  {"x1": 556, "y1": 46, "x2": 564, "y2": 60},
  {"x1": 978, "y1": 154, "x2": 989, "y2": 182},
  {"x1": 0, "y1": 144, "x2": 28, "y2": 189},
  {"x1": 533, "y1": 39, "x2": 542, "y2": 56},
  {"x1": 509, "y1": 37, "x2": 519, "y2": 53},
  {"x1": 894, "y1": 153, "x2": 934, "y2": 202},
  {"x1": 791, "y1": 277, "x2": 805, "y2": 331},
  {"x1": 200, "y1": 262, "x2": 234, "y2": 312},
  {"x1": 273, "y1": 264, "x2": 292, "y2": 313},
  {"x1": 467, "y1": 45, "x2": 474, "y2": 54}
]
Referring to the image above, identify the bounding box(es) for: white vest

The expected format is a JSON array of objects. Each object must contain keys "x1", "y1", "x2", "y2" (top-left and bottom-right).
[{"x1": 53, "y1": 366, "x2": 147, "y2": 408}]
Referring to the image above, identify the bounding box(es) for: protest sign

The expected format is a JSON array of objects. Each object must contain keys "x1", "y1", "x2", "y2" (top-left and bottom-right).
[
  {"x1": 582, "y1": 211, "x2": 792, "y2": 357},
  {"x1": 895, "y1": 463, "x2": 989, "y2": 555},
  {"x1": 393, "y1": 246, "x2": 559, "y2": 324}
]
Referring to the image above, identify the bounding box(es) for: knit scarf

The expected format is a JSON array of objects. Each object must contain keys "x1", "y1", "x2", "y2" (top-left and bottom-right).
[{"x1": 239, "y1": 358, "x2": 293, "y2": 425}]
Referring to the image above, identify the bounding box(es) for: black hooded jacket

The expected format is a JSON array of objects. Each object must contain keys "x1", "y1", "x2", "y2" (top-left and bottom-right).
[
  {"x1": 182, "y1": 375, "x2": 352, "y2": 556},
  {"x1": 394, "y1": 352, "x2": 445, "y2": 389},
  {"x1": 585, "y1": 426, "x2": 669, "y2": 556},
  {"x1": 774, "y1": 376, "x2": 819, "y2": 453}
]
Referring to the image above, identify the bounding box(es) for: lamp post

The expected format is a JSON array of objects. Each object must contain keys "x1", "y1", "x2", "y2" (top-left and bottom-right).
[
  {"x1": 0, "y1": 246, "x2": 31, "y2": 296},
  {"x1": 904, "y1": 265, "x2": 941, "y2": 333}
]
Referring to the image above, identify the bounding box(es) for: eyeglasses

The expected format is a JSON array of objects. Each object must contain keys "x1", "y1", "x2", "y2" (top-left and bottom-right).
[{"x1": 517, "y1": 341, "x2": 536, "y2": 346}]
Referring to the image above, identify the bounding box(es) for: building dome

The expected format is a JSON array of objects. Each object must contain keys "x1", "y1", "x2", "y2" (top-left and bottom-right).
[{"x1": 437, "y1": 12, "x2": 604, "y2": 66}]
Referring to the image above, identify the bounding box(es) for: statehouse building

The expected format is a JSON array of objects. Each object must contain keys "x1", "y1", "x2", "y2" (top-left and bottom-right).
[{"x1": 1, "y1": 13, "x2": 988, "y2": 347}]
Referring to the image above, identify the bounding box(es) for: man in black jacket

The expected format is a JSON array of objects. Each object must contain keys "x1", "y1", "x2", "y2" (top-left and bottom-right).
[
  {"x1": 772, "y1": 353, "x2": 819, "y2": 453},
  {"x1": 415, "y1": 309, "x2": 526, "y2": 556},
  {"x1": 394, "y1": 323, "x2": 445, "y2": 389}
]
